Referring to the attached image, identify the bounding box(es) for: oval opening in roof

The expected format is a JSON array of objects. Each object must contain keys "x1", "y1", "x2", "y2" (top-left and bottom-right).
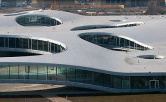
[
  {"x1": 138, "y1": 55, "x2": 165, "y2": 59},
  {"x1": 16, "y1": 15, "x2": 62, "y2": 26},
  {"x1": 79, "y1": 32, "x2": 153, "y2": 51},
  {"x1": 0, "y1": 36, "x2": 67, "y2": 57},
  {"x1": 71, "y1": 22, "x2": 144, "y2": 31},
  {"x1": 110, "y1": 20, "x2": 126, "y2": 22}
]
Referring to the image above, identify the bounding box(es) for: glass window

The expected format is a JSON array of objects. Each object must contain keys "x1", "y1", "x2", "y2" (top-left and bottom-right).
[
  {"x1": 53, "y1": 20, "x2": 57, "y2": 25},
  {"x1": 111, "y1": 0, "x2": 116, "y2": 4},
  {"x1": 158, "y1": 76, "x2": 166, "y2": 89},
  {"x1": 122, "y1": 76, "x2": 130, "y2": 89},
  {"x1": 76, "y1": 69, "x2": 84, "y2": 83},
  {"x1": 10, "y1": 66, "x2": 18, "y2": 79},
  {"x1": 94, "y1": 72, "x2": 104, "y2": 86},
  {"x1": 38, "y1": 66, "x2": 47, "y2": 80},
  {"x1": 117, "y1": 0, "x2": 120, "y2": 4},
  {"x1": 57, "y1": 44, "x2": 61, "y2": 52},
  {"x1": 102, "y1": 35, "x2": 110, "y2": 45},
  {"x1": 29, "y1": 66, "x2": 37, "y2": 79},
  {"x1": 66, "y1": 68, "x2": 75, "y2": 82},
  {"x1": 0, "y1": 65, "x2": 9, "y2": 79},
  {"x1": 22, "y1": 38, "x2": 29, "y2": 49},
  {"x1": 57, "y1": 67, "x2": 66, "y2": 81},
  {"x1": 130, "y1": 41, "x2": 135, "y2": 49},
  {"x1": 112, "y1": 75, "x2": 122, "y2": 89},
  {"x1": 0, "y1": 37, "x2": 4, "y2": 47},
  {"x1": 96, "y1": 35, "x2": 103, "y2": 45},
  {"x1": 9, "y1": 38, "x2": 16, "y2": 48},
  {"x1": 19, "y1": 66, "x2": 29, "y2": 79},
  {"x1": 51, "y1": 19, "x2": 55, "y2": 26},
  {"x1": 108, "y1": 36, "x2": 116, "y2": 46},
  {"x1": 125, "y1": 40, "x2": 130, "y2": 48},
  {"x1": 120, "y1": 38, "x2": 125, "y2": 47},
  {"x1": 51, "y1": 43, "x2": 55, "y2": 53},
  {"x1": 38, "y1": 40, "x2": 43, "y2": 51},
  {"x1": 84, "y1": 71, "x2": 93, "y2": 84},
  {"x1": 131, "y1": 76, "x2": 149, "y2": 89},
  {"x1": 24, "y1": 17, "x2": 29, "y2": 24},
  {"x1": 55, "y1": 44, "x2": 58, "y2": 52},
  {"x1": 45, "y1": 17, "x2": 51, "y2": 25},
  {"x1": 106, "y1": 0, "x2": 110, "y2": 4},
  {"x1": 32, "y1": 39, "x2": 38, "y2": 50},
  {"x1": 4, "y1": 38, "x2": 9, "y2": 47},
  {"x1": 43, "y1": 41, "x2": 49, "y2": 52},
  {"x1": 104, "y1": 74, "x2": 112, "y2": 88},
  {"x1": 48, "y1": 66, "x2": 56, "y2": 80},
  {"x1": 28, "y1": 39, "x2": 32, "y2": 49},
  {"x1": 40, "y1": 17, "x2": 45, "y2": 24},
  {"x1": 16, "y1": 38, "x2": 22, "y2": 48},
  {"x1": 57, "y1": 20, "x2": 61, "y2": 25},
  {"x1": 122, "y1": 0, "x2": 126, "y2": 5}
]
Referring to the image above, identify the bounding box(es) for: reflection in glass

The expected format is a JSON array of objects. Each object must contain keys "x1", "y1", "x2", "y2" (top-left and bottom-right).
[
  {"x1": 57, "y1": 67, "x2": 66, "y2": 81},
  {"x1": 16, "y1": 15, "x2": 62, "y2": 26},
  {"x1": 10, "y1": 66, "x2": 18, "y2": 79},
  {"x1": 38, "y1": 66, "x2": 47, "y2": 80},
  {"x1": 19, "y1": 66, "x2": 28, "y2": 79},
  {"x1": 48, "y1": 66, "x2": 56, "y2": 80},
  {"x1": 29, "y1": 66, "x2": 37, "y2": 79},
  {"x1": 67, "y1": 68, "x2": 75, "y2": 82},
  {"x1": 0, "y1": 66, "x2": 9, "y2": 79},
  {"x1": 80, "y1": 34, "x2": 150, "y2": 51},
  {"x1": 76, "y1": 69, "x2": 84, "y2": 83}
]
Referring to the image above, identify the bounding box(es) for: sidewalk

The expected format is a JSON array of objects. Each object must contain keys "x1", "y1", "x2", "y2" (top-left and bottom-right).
[{"x1": 41, "y1": 94, "x2": 72, "y2": 102}]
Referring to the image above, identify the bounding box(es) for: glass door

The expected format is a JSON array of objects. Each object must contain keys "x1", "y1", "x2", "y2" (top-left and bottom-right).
[{"x1": 149, "y1": 80, "x2": 159, "y2": 89}]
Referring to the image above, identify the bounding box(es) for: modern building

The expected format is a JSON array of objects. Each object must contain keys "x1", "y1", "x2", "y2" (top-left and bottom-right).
[
  {"x1": 1, "y1": 0, "x2": 165, "y2": 8},
  {"x1": 0, "y1": 10, "x2": 166, "y2": 93},
  {"x1": 54, "y1": 0, "x2": 165, "y2": 7}
]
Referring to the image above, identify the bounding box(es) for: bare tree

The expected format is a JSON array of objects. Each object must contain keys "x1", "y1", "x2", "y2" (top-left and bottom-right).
[{"x1": 146, "y1": 0, "x2": 165, "y2": 15}]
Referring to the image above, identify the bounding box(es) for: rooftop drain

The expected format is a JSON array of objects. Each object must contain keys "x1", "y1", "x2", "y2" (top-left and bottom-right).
[
  {"x1": 71, "y1": 22, "x2": 144, "y2": 31},
  {"x1": 138, "y1": 55, "x2": 165, "y2": 59},
  {"x1": 79, "y1": 32, "x2": 153, "y2": 51},
  {"x1": 0, "y1": 36, "x2": 67, "y2": 57},
  {"x1": 16, "y1": 15, "x2": 62, "y2": 26}
]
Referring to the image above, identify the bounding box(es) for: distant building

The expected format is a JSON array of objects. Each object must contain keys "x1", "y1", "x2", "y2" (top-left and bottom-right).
[
  {"x1": 0, "y1": 0, "x2": 165, "y2": 7},
  {"x1": 54, "y1": 0, "x2": 165, "y2": 7}
]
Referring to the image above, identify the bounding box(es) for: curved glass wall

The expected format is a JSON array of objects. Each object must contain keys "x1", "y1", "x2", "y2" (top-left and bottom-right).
[
  {"x1": 16, "y1": 15, "x2": 62, "y2": 26},
  {"x1": 0, "y1": 65, "x2": 166, "y2": 90},
  {"x1": 79, "y1": 33, "x2": 152, "y2": 51},
  {"x1": 0, "y1": 36, "x2": 66, "y2": 55},
  {"x1": 71, "y1": 22, "x2": 144, "y2": 31}
]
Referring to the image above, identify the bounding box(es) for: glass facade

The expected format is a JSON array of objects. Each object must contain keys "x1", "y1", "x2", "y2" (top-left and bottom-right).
[
  {"x1": 0, "y1": 65, "x2": 165, "y2": 90},
  {"x1": 80, "y1": 34, "x2": 150, "y2": 51},
  {"x1": 16, "y1": 15, "x2": 62, "y2": 26},
  {"x1": 0, "y1": 37, "x2": 66, "y2": 54}
]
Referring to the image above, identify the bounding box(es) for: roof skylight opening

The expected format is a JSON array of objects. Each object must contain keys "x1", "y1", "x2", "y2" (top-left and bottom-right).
[
  {"x1": 16, "y1": 15, "x2": 62, "y2": 26},
  {"x1": 79, "y1": 32, "x2": 153, "y2": 51},
  {"x1": 0, "y1": 36, "x2": 67, "y2": 57},
  {"x1": 110, "y1": 20, "x2": 126, "y2": 22},
  {"x1": 71, "y1": 22, "x2": 145, "y2": 31},
  {"x1": 138, "y1": 55, "x2": 165, "y2": 59}
]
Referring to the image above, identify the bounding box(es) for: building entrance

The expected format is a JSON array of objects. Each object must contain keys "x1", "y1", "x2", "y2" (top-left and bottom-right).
[{"x1": 149, "y1": 80, "x2": 159, "y2": 90}]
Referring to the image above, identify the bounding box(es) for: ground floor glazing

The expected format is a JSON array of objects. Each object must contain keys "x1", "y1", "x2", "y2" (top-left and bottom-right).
[{"x1": 0, "y1": 65, "x2": 165, "y2": 90}]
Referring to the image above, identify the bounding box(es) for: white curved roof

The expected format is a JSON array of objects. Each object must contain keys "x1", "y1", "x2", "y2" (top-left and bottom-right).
[{"x1": 1, "y1": 10, "x2": 166, "y2": 75}]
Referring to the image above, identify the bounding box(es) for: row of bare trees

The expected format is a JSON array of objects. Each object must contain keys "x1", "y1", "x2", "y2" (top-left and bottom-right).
[{"x1": 147, "y1": 0, "x2": 165, "y2": 15}]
